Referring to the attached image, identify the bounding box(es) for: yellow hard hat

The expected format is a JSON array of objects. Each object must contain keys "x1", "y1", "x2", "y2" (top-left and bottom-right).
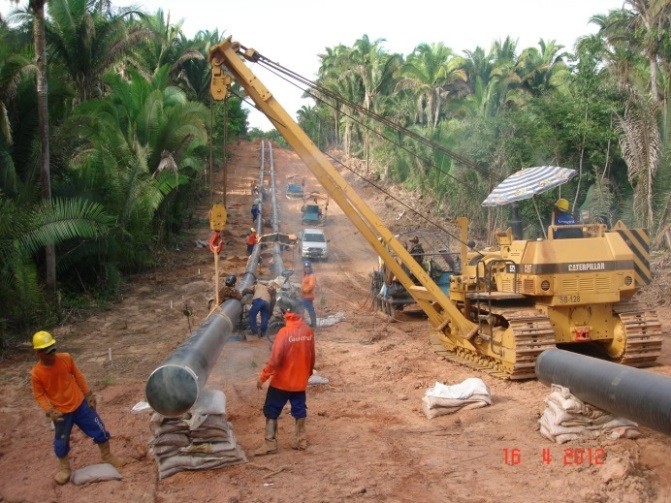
[
  {"x1": 555, "y1": 198, "x2": 569, "y2": 212},
  {"x1": 32, "y1": 330, "x2": 56, "y2": 350},
  {"x1": 250, "y1": 227, "x2": 256, "y2": 233}
]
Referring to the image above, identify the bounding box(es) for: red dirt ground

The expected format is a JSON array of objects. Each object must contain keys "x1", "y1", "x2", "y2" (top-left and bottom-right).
[{"x1": 1, "y1": 140, "x2": 670, "y2": 503}]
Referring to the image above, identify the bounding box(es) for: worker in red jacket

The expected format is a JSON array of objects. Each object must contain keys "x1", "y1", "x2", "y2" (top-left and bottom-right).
[
  {"x1": 247, "y1": 227, "x2": 258, "y2": 255},
  {"x1": 255, "y1": 297, "x2": 315, "y2": 455},
  {"x1": 30, "y1": 331, "x2": 125, "y2": 484}
]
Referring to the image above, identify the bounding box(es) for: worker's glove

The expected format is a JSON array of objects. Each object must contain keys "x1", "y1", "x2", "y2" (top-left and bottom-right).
[
  {"x1": 46, "y1": 409, "x2": 64, "y2": 423},
  {"x1": 85, "y1": 391, "x2": 97, "y2": 410},
  {"x1": 256, "y1": 380, "x2": 263, "y2": 391}
]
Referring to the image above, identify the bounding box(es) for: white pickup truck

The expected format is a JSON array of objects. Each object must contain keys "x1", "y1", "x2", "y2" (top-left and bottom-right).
[{"x1": 300, "y1": 228, "x2": 328, "y2": 261}]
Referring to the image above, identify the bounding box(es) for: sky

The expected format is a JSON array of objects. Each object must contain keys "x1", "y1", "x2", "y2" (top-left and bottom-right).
[{"x1": 4, "y1": 0, "x2": 627, "y2": 130}]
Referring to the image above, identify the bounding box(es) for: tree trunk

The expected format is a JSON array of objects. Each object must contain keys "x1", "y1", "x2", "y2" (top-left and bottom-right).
[{"x1": 31, "y1": 0, "x2": 56, "y2": 291}]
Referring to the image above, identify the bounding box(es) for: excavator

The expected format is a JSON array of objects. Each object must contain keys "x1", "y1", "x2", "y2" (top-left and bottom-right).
[{"x1": 208, "y1": 37, "x2": 663, "y2": 379}]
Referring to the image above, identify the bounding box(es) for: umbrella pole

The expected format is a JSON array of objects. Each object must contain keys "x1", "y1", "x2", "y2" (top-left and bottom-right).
[{"x1": 533, "y1": 198, "x2": 547, "y2": 239}]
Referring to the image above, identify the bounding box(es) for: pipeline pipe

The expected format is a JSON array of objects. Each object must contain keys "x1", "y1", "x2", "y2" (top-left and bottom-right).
[
  {"x1": 146, "y1": 143, "x2": 268, "y2": 417},
  {"x1": 535, "y1": 349, "x2": 671, "y2": 436},
  {"x1": 268, "y1": 142, "x2": 285, "y2": 277}
]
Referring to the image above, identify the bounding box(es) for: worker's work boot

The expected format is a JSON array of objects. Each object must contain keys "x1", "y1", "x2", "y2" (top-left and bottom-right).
[
  {"x1": 98, "y1": 440, "x2": 126, "y2": 468},
  {"x1": 292, "y1": 417, "x2": 308, "y2": 450},
  {"x1": 54, "y1": 456, "x2": 71, "y2": 485},
  {"x1": 254, "y1": 419, "x2": 278, "y2": 456}
]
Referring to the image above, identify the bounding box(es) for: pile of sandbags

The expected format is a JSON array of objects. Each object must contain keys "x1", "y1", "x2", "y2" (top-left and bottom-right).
[
  {"x1": 422, "y1": 377, "x2": 492, "y2": 419},
  {"x1": 149, "y1": 389, "x2": 247, "y2": 479},
  {"x1": 539, "y1": 384, "x2": 640, "y2": 444}
]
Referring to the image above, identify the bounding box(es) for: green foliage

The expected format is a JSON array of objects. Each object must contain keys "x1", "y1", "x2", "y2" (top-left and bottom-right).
[{"x1": 0, "y1": 196, "x2": 113, "y2": 336}]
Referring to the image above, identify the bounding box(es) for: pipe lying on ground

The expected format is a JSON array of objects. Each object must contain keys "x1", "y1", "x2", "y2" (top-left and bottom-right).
[
  {"x1": 535, "y1": 349, "x2": 671, "y2": 436},
  {"x1": 146, "y1": 141, "x2": 271, "y2": 417}
]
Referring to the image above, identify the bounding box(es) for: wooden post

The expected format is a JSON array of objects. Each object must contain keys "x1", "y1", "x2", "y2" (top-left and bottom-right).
[{"x1": 214, "y1": 251, "x2": 220, "y2": 306}]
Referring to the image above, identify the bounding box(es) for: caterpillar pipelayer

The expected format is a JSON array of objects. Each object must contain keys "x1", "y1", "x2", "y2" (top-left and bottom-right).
[{"x1": 208, "y1": 37, "x2": 663, "y2": 379}]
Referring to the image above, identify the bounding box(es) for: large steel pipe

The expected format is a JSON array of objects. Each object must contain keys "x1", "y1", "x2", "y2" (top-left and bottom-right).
[
  {"x1": 146, "y1": 142, "x2": 267, "y2": 417},
  {"x1": 535, "y1": 349, "x2": 671, "y2": 436},
  {"x1": 268, "y1": 142, "x2": 285, "y2": 277}
]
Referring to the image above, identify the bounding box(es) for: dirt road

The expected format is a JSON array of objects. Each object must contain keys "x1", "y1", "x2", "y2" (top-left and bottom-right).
[{"x1": 1, "y1": 141, "x2": 670, "y2": 502}]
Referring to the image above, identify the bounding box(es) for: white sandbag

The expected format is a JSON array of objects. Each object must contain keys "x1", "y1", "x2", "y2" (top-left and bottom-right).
[
  {"x1": 188, "y1": 390, "x2": 227, "y2": 429},
  {"x1": 179, "y1": 440, "x2": 238, "y2": 455},
  {"x1": 71, "y1": 463, "x2": 122, "y2": 485},
  {"x1": 308, "y1": 374, "x2": 329, "y2": 385},
  {"x1": 422, "y1": 378, "x2": 492, "y2": 418},
  {"x1": 149, "y1": 414, "x2": 189, "y2": 435},
  {"x1": 424, "y1": 393, "x2": 491, "y2": 409},
  {"x1": 317, "y1": 312, "x2": 345, "y2": 327},
  {"x1": 190, "y1": 429, "x2": 230, "y2": 442},
  {"x1": 191, "y1": 414, "x2": 229, "y2": 432},
  {"x1": 150, "y1": 433, "x2": 190, "y2": 447},
  {"x1": 422, "y1": 396, "x2": 489, "y2": 419},
  {"x1": 538, "y1": 385, "x2": 640, "y2": 443},
  {"x1": 157, "y1": 447, "x2": 247, "y2": 480},
  {"x1": 425, "y1": 378, "x2": 491, "y2": 402}
]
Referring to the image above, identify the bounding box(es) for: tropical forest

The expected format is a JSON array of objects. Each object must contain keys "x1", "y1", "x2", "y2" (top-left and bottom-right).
[{"x1": 1, "y1": 0, "x2": 670, "y2": 344}]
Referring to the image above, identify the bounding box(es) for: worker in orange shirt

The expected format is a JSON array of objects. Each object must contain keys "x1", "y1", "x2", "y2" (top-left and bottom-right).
[
  {"x1": 255, "y1": 297, "x2": 315, "y2": 456},
  {"x1": 247, "y1": 227, "x2": 258, "y2": 255},
  {"x1": 300, "y1": 260, "x2": 317, "y2": 328},
  {"x1": 30, "y1": 331, "x2": 125, "y2": 484}
]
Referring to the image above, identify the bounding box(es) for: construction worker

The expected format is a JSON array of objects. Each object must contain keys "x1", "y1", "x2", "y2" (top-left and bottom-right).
[
  {"x1": 255, "y1": 296, "x2": 315, "y2": 456},
  {"x1": 247, "y1": 227, "x2": 258, "y2": 255},
  {"x1": 207, "y1": 274, "x2": 242, "y2": 310},
  {"x1": 408, "y1": 236, "x2": 425, "y2": 263},
  {"x1": 251, "y1": 198, "x2": 261, "y2": 222},
  {"x1": 300, "y1": 260, "x2": 317, "y2": 328},
  {"x1": 244, "y1": 277, "x2": 282, "y2": 338},
  {"x1": 552, "y1": 198, "x2": 577, "y2": 225},
  {"x1": 30, "y1": 330, "x2": 125, "y2": 485}
]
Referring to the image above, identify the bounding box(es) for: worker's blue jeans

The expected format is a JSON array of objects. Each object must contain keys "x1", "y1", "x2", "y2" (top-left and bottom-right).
[
  {"x1": 249, "y1": 298, "x2": 271, "y2": 337},
  {"x1": 302, "y1": 299, "x2": 317, "y2": 328},
  {"x1": 263, "y1": 386, "x2": 307, "y2": 420},
  {"x1": 53, "y1": 400, "x2": 110, "y2": 458}
]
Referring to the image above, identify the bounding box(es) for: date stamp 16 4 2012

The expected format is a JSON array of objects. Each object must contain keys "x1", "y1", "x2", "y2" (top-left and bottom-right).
[{"x1": 503, "y1": 447, "x2": 606, "y2": 466}]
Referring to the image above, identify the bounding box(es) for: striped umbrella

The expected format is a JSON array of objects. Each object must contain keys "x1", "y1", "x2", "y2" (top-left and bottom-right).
[{"x1": 481, "y1": 166, "x2": 577, "y2": 207}]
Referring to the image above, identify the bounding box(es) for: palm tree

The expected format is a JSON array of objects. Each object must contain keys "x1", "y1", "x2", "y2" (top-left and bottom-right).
[
  {"x1": 345, "y1": 35, "x2": 401, "y2": 168},
  {"x1": 624, "y1": 0, "x2": 671, "y2": 103},
  {"x1": 27, "y1": 0, "x2": 56, "y2": 290},
  {"x1": 516, "y1": 39, "x2": 570, "y2": 97},
  {"x1": 397, "y1": 42, "x2": 467, "y2": 128},
  {"x1": 316, "y1": 44, "x2": 348, "y2": 145},
  {"x1": 45, "y1": 0, "x2": 151, "y2": 102},
  {"x1": 64, "y1": 67, "x2": 209, "y2": 268},
  {"x1": 618, "y1": 89, "x2": 660, "y2": 227}
]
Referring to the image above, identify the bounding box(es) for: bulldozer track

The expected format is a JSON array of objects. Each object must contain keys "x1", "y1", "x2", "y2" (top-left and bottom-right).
[
  {"x1": 613, "y1": 302, "x2": 663, "y2": 367},
  {"x1": 439, "y1": 308, "x2": 556, "y2": 380}
]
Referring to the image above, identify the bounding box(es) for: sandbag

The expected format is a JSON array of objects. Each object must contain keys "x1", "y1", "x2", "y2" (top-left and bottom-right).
[{"x1": 71, "y1": 463, "x2": 122, "y2": 486}]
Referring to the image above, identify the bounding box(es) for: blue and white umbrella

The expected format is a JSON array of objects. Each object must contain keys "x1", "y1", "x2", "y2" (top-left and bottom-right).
[{"x1": 481, "y1": 166, "x2": 577, "y2": 207}]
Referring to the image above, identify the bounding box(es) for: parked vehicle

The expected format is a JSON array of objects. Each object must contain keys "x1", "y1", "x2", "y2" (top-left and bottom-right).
[
  {"x1": 301, "y1": 192, "x2": 329, "y2": 225},
  {"x1": 285, "y1": 174, "x2": 305, "y2": 199},
  {"x1": 299, "y1": 228, "x2": 328, "y2": 260}
]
